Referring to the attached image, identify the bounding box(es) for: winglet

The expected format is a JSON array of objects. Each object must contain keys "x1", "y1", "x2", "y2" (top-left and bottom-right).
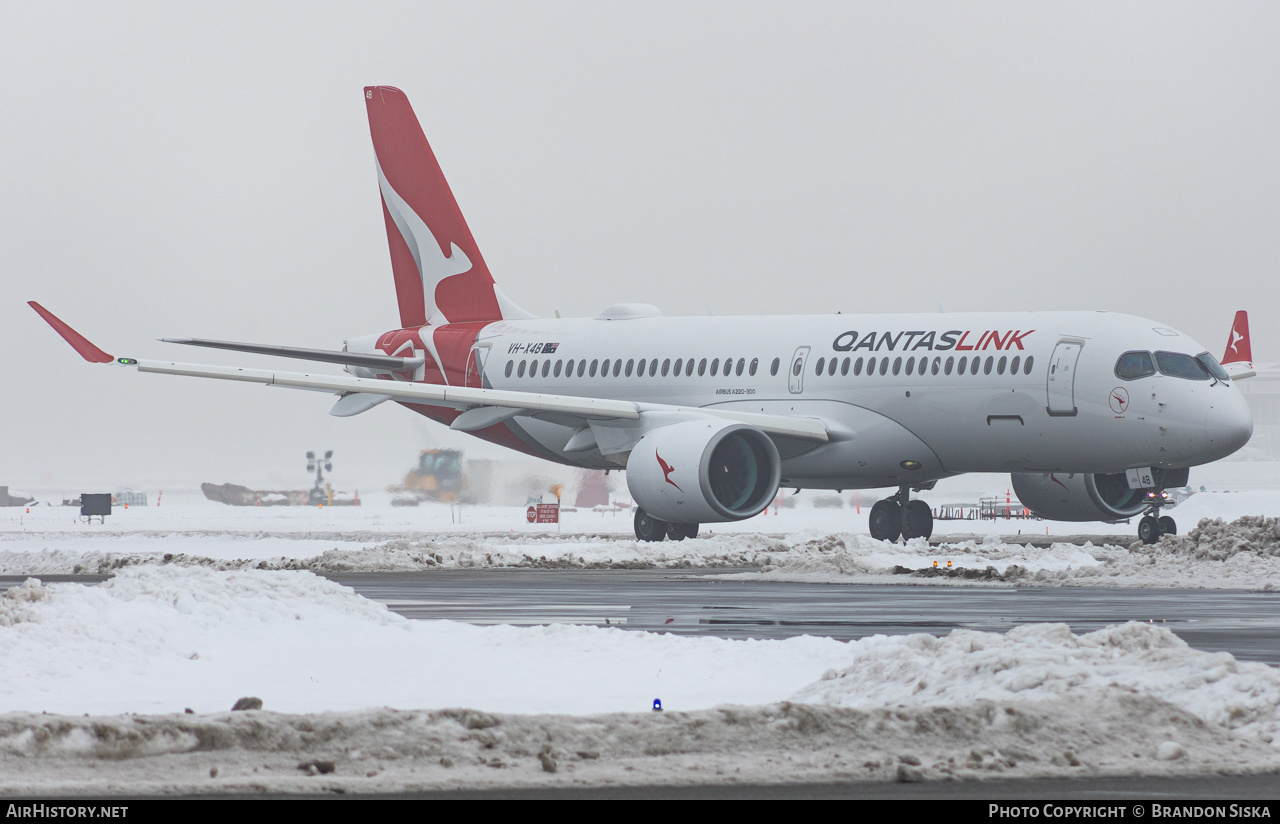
[
  {"x1": 1222, "y1": 310, "x2": 1252, "y2": 365},
  {"x1": 28, "y1": 301, "x2": 115, "y2": 363}
]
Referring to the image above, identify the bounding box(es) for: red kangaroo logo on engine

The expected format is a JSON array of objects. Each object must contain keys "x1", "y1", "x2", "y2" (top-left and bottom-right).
[{"x1": 656, "y1": 453, "x2": 683, "y2": 492}]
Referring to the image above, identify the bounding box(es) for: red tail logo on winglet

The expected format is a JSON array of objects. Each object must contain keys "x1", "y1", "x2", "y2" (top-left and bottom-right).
[
  {"x1": 364, "y1": 86, "x2": 531, "y2": 328},
  {"x1": 1222, "y1": 310, "x2": 1252, "y2": 365}
]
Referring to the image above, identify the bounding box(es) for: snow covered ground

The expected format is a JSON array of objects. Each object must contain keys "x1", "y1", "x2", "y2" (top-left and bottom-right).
[
  {"x1": 2, "y1": 478, "x2": 1280, "y2": 793},
  {"x1": 4, "y1": 490, "x2": 1280, "y2": 590},
  {"x1": 2, "y1": 567, "x2": 1279, "y2": 794}
]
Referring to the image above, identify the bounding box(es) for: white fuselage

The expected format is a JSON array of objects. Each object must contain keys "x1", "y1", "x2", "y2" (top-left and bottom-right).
[{"x1": 356, "y1": 309, "x2": 1253, "y2": 490}]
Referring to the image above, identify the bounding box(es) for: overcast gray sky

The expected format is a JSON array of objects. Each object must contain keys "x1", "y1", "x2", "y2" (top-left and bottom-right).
[{"x1": 3, "y1": 2, "x2": 1278, "y2": 491}]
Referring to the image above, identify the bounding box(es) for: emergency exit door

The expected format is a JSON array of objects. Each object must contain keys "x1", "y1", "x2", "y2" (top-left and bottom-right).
[{"x1": 788, "y1": 346, "x2": 811, "y2": 394}]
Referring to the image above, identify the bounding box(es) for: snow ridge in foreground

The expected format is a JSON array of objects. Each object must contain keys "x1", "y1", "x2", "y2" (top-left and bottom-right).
[
  {"x1": 1, "y1": 695, "x2": 1272, "y2": 794},
  {"x1": 2, "y1": 565, "x2": 1280, "y2": 791}
]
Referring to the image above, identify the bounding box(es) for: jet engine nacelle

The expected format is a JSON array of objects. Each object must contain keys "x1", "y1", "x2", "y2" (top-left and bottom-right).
[
  {"x1": 627, "y1": 419, "x2": 781, "y2": 524},
  {"x1": 1011, "y1": 468, "x2": 1189, "y2": 522}
]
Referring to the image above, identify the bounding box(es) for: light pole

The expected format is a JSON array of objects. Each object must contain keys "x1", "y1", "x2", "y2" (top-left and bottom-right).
[{"x1": 306, "y1": 450, "x2": 333, "y2": 505}]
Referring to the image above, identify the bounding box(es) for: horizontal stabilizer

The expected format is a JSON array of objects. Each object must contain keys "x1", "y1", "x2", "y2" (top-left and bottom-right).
[
  {"x1": 160, "y1": 337, "x2": 423, "y2": 372},
  {"x1": 1225, "y1": 361, "x2": 1256, "y2": 381}
]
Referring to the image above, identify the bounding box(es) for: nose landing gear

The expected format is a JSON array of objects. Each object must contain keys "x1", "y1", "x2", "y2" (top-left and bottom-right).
[
  {"x1": 1137, "y1": 499, "x2": 1177, "y2": 545},
  {"x1": 868, "y1": 486, "x2": 934, "y2": 542}
]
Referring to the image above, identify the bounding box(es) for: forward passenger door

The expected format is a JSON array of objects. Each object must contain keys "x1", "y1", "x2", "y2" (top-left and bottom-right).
[{"x1": 1046, "y1": 340, "x2": 1083, "y2": 416}]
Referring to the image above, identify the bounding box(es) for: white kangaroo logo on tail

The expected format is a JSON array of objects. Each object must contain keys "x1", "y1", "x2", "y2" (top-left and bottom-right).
[{"x1": 376, "y1": 159, "x2": 472, "y2": 325}]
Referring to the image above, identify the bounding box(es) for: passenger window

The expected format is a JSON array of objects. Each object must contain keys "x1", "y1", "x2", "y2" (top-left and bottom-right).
[
  {"x1": 854, "y1": 357, "x2": 864, "y2": 376},
  {"x1": 505, "y1": 361, "x2": 514, "y2": 378},
  {"x1": 589, "y1": 359, "x2": 598, "y2": 377},
  {"x1": 905, "y1": 357, "x2": 915, "y2": 375},
  {"x1": 601, "y1": 359, "x2": 611, "y2": 377},
  {"x1": 997, "y1": 356, "x2": 1006, "y2": 375},
  {"x1": 686, "y1": 359, "x2": 695, "y2": 377},
  {"x1": 1023, "y1": 356, "x2": 1033, "y2": 376},
  {"x1": 880, "y1": 358, "x2": 889, "y2": 376},
  {"x1": 841, "y1": 357, "x2": 850, "y2": 376},
  {"x1": 892, "y1": 357, "x2": 902, "y2": 376},
  {"x1": 649, "y1": 359, "x2": 659, "y2": 377},
  {"x1": 931, "y1": 357, "x2": 940, "y2": 375},
  {"x1": 1010, "y1": 355, "x2": 1020, "y2": 375},
  {"x1": 577, "y1": 359, "x2": 586, "y2": 377},
  {"x1": 699, "y1": 358, "x2": 708, "y2": 377},
  {"x1": 815, "y1": 357, "x2": 825, "y2": 375},
  {"x1": 613, "y1": 360, "x2": 622, "y2": 377},
  {"x1": 518, "y1": 361, "x2": 527, "y2": 378},
  {"x1": 554, "y1": 360, "x2": 563, "y2": 378},
  {"x1": 791, "y1": 358, "x2": 801, "y2": 376},
  {"x1": 826, "y1": 357, "x2": 835, "y2": 376},
  {"x1": 957, "y1": 356, "x2": 967, "y2": 374},
  {"x1": 712, "y1": 358, "x2": 721, "y2": 376},
  {"x1": 866, "y1": 356, "x2": 876, "y2": 375},
  {"x1": 971, "y1": 357, "x2": 981, "y2": 375},
  {"x1": 770, "y1": 357, "x2": 780, "y2": 377},
  {"x1": 945, "y1": 356, "x2": 954, "y2": 375},
  {"x1": 674, "y1": 358, "x2": 683, "y2": 375},
  {"x1": 1115, "y1": 351, "x2": 1156, "y2": 380},
  {"x1": 542, "y1": 360, "x2": 550, "y2": 378},
  {"x1": 637, "y1": 358, "x2": 647, "y2": 376},
  {"x1": 662, "y1": 358, "x2": 671, "y2": 377},
  {"x1": 625, "y1": 359, "x2": 634, "y2": 377},
  {"x1": 749, "y1": 358, "x2": 758, "y2": 377},
  {"x1": 1156, "y1": 351, "x2": 1209, "y2": 380},
  {"x1": 566, "y1": 358, "x2": 575, "y2": 376},
  {"x1": 737, "y1": 358, "x2": 746, "y2": 377},
  {"x1": 983, "y1": 356, "x2": 992, "y2": 376}
]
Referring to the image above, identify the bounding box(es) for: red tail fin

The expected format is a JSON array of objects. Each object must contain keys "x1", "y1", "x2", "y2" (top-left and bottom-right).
[
  {"x1": 364, "y1": 86, "x2": 531, "y2": 327},
  {"x1": 1222, "y1": 310, "x2": 1252, "y2": 364}
]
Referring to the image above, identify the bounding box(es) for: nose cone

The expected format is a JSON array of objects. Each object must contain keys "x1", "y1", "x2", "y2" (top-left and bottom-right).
[{"x1": 1204, "y1": 391, "x2": 1254, "y2": 458}]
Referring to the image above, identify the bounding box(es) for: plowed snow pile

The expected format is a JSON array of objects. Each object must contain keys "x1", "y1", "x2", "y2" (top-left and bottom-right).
[
  {"x1": 747, "y1": 516, "x2": 1280, "y2": 590},
  {"x1": 2, "y1": 566, "x2": 1279, "y2": 793},
  {"x1": 5, "y1": 516, "x2": 1280, "y2": 590}
]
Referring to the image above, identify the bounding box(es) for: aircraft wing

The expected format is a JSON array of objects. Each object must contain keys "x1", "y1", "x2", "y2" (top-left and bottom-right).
[{"x1": 30, "y1": 302, "x2": 829, "y2": 446}]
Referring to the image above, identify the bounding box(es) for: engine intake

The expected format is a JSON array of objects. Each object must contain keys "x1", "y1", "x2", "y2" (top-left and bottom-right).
[{"x1": 627, "y1": 420, "x2": 781, "y2": 523}]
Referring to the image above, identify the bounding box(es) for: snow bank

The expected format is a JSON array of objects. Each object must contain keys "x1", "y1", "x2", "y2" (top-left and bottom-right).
[
  {"x1": 2, "y1": 693, "x2": 1273, "y2": 795},
  {"x1": 2, "y1": 565, "x2": 1280, "y2": 792},
  {"x1": 0, "y1": 568, "x2": 848, "y2": 717},
  {"x1": 746, "y1": 519, "x2": 1280, "y2": 590},
  {"x1": 795, "y1": 622, "x2": 1280, "y2": 745},
  {"x1": 6, "y1": 517, "x2": 1280, "y2": 589}
]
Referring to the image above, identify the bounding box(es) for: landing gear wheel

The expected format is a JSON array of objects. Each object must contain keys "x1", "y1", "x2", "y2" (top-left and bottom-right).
[
  {"x1": 1138, "y1": 515, "x2": 1160, "y2": 545},
  {"x1": 634, "y1": 509, "x2": 668, "y2": 542},
  {"x1": 901, "y1": 500, "x2": 934, "y2": 541},
  {"x1": 869, "y1": 500, "x2": 902, "y2": 542},
  {"x1": 666, "y1": 522, "x2": 699, "y2": 541},
  {"x1": 1159, "y1": 516, "x2": 1177, "y2": 536}
]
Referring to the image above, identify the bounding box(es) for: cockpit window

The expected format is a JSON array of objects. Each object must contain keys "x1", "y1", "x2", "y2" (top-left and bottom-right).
[
  {"x1": 1115, "y1": 351, "x2": 1156, "y2": 380},
  {"x1": 1195, "y1": 352, "x2": 1230, "y2": 382},
  {"x1": 1155, "y1": 351, "x2": 1209, "y2": 381}
]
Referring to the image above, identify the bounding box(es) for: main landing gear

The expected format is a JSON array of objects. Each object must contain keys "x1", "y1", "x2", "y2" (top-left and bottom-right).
[
  {"x1": 868, "y1": 486, "x2": 934, "y2": 542},
  {"x1": 634, "y1": 508, "x2": 699, "y2": 542},
  {"x1": 1137, "y1": 498, "x2": 1177, "y2": 545}
]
